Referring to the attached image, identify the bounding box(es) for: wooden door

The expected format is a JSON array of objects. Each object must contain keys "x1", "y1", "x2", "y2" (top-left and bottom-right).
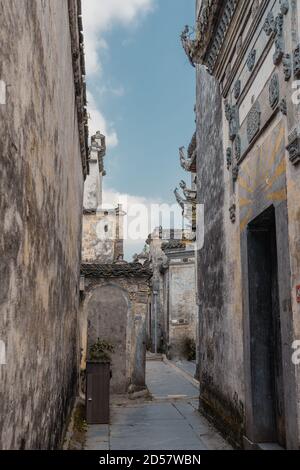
[{"x1": 86, "y1": 362, "x2": 110, "y2": 425}]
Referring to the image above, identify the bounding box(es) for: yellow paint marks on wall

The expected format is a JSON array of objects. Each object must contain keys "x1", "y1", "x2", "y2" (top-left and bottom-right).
[
  {"x1": 239, "y1": 197, "x2": 252, "y2": 208},
  {"x1": 266, "y1": 189, "x2": 287, "y2": 202},
  {"x1": 239, "y1": 176, "x2": 254, "y2": 194},
  {"x1": 266, "y1": 126, "x2": 284, "y2": 169},
  {"x1": 267, "y1": 158, "x2": 286, "y2": 188}
]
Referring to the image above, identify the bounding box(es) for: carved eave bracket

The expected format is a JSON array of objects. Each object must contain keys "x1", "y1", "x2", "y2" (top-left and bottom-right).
[
  {"x1": 181, "y1": 0, "x2": 238, "y2": 73},
  {"x1": 286, "y1": 129, "x2": 300, "y2": 165},
  {"x1": 174, "y1": 183, "x2": 197, "y2": 233},
  {"x1": 179, "y1": 180, "x2": 197, "y2": 202},
  {"x1": 181, "y1": 25, "x2": 197, "y2": 67},
  {"x1": 174, "y1": 185, "x2": 197, "y2": 210},
  {"x1": 179, "y1": 132, "x2": 197, "y2": 173}
]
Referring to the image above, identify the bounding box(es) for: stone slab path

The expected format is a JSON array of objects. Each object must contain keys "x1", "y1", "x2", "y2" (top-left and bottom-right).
[{"x1": 85, "y1": 359, "x2": 232, "y2": 451}]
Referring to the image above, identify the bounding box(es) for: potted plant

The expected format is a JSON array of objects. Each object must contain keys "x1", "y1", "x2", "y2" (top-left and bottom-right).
[
  {"x1": 89, "y1": 338, "x2": 115, "y2": 363},
  {"x1": 86, "y1": 339, "x2": 115, "y2": 425}
]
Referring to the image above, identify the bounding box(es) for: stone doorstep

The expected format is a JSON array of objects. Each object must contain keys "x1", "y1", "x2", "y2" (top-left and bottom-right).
[{"x1": 243, "y1": 436, "x2": 284, "y2": 450}]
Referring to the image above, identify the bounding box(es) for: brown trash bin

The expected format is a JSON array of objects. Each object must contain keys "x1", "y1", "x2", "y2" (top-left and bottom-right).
[{"x1": 86, "y1": 361, "x2": 111, "y2": 424}]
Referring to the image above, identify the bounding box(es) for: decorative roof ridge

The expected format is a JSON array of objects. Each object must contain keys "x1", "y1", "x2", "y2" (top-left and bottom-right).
[
  {"x1": 81, "y1": 262, "x2": 153, "y2": 279},
  {"x1": 68, "y1": 0, "x2": 89, "y2": 179},
  {"x1": 181, "y1": 0, "x2": 238, "y2": 72}
]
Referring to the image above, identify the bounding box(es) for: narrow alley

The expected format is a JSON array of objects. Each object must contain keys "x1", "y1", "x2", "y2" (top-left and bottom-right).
[
  {"x1": 85, "y1": 358, "x2": 232, "y2": 451},
  {"x1": 1, "y1": 0, "x2": 300, "y2": 460}
]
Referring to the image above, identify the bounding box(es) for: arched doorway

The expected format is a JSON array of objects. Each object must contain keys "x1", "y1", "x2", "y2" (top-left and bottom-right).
[{"x1": 86, "y1": 284, "x2": 129, "y2": 394}]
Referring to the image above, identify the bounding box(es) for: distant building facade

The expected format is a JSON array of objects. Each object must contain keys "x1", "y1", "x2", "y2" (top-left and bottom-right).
[
  {"x1": 147, "y1": 227, "x2": 197, "y2": 363},
  {"x1": 147, "y1": 126, "x2": 198, "y2": 364},
  {"x1": 182, "y1": 0, "x2": 300, "y2": 449},
  {"x1": 82, "y1": 131, "x2": 124, "y2": 264},
  {"x1": 80, "y1": 132, "x2": 151, "y2": 395}
]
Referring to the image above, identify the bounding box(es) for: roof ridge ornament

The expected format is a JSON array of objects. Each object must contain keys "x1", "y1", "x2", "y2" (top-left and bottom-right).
[
  {"x1": 179, "y1": 132, "x2": 197, "y2": 172},
  {"x1": 181, "y1": 0, "x2": 238, "y2": 73}
]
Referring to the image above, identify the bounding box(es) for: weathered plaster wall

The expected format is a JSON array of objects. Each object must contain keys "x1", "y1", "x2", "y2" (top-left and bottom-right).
[
  {"x1": 0, "y1": 0, "x2": 84, "y2": 449},
  {"x1": 195, "y1": 0, "x2": 300, "y2": 449},
  {"x1": 148, "y1": 235, "x2": 166, "y2": 352},
  {"x1": 168, "y1": 261, "x2": 197, "y2": 359},
  {"x1": 86, "y1": 284, "x2": 129, "y2": 394},
  {"x1": 148, "y1": 230, "x2": 197, "y2": 359},
  {"x1": 196, "y1": 64, "x2": 245, "y2": 446},
  {"x1": 82, "y1": 211, "x2": 121, "y2": 263},
  {"x1": 82, "y1": 273, "x2": 150, "y2": 394}
]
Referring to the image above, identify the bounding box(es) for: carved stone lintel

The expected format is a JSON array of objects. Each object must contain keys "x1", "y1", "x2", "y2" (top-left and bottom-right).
[
  {"x1": 274, "y1": 36, "x2": 284, "y2": 65},
  {"x1": 273, "y1": 14, "x2": 284, "y2": 65},
  {"x1": 225, "y1": 101, "x2": 232, "y2": 122},
  {"x1": 269, "y1": 73, "x2": 280, "y2": 109},
  {"x1": 283, "y1": 53, "x2": 292, "y2": 81},
  {"x1": 286, "y1": 129, "x2": 300, "y2": 165},
  {"x1": 234, "y1": 79, "x2": 241, "y2": 100},
  {"x1": 263, "y1": 11, "x2": 275, "y2": 36},
  {"x1": 293, "y1": 44, "x2": 300, "y2": 78},
  {"x1": 247, "y1": 101, "x2": 261, "y2": 143},
  {"x1": 226, "y1": 147, "x2": 232, "y2": 169},
  {"x1": 229, "y1": 105, "x2": 240, "y2": 141},
  {"x1": 232, "y1": 165, "x2": 239, "y2": 182},
  {"x1": 234, "y1": 135, "x2": 241, "y2": 162},
  {"x1": 280, "y1": 0, "x2": 289, "y2": 15},
  {"x1": 229, "y1": 204, "x2": 236, "y2": 223},
  {"x1": 280, "y1": 98, "x2": 287, "y2": 115},
  {"x1": 247, "y1": 49, "x2": 256, "y2": 72},
  {"x1": 225, "y1": 101, "x2": 240, "y2": 140}
]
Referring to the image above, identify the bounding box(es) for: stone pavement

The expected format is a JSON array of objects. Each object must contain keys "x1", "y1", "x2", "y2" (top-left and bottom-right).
[
  {"x1": 146, "y1": 360, "x2": 198, "y2": 400},
  {"x1": 170, "y1": 359, "x2": 197, "y2": 379},
  {"x1": 85, "y1": 359, "x2": 232, "y2": 451}
]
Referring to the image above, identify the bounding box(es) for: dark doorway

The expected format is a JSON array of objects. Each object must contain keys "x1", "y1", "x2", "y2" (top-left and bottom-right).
[
  {"x1": 86, "y1": 362, "x2": 110, "y2": 424},
  {"x1": 247, "y1": 206, "x2": 286, "y2": 447}
]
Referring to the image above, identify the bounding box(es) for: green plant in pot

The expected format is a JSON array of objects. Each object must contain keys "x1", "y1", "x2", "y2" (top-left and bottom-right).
[{"x1": 89, "y1": 338, "x2": 115, "y2": 363}]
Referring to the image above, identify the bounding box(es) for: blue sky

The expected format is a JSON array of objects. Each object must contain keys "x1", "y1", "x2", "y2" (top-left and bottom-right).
[{"x1": 82, "y1": 0, "x2": 196, "y2": 257}]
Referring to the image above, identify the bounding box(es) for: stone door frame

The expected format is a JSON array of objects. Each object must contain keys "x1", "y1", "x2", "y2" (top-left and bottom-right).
[{"x1": 241, "y1": 200, "x2": 298, "y2": 449}]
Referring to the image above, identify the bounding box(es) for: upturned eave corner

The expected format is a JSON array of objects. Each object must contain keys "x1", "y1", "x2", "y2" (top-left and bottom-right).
[
  {"x1": 179, "y1": 132, "x2": 197, "y2": 173},
  {"x1": 181, "y1": 0, "x2": 238, "y2": 72}
]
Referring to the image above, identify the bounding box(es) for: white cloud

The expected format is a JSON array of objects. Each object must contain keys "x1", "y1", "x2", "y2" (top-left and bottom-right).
[
  {"x1": 102, "y1": 188, "x2": 183, "y2": 261},
  {"x1": 87, "y1": 91, "x2": 118, "y2": 148},
  {"x1": 82, "y1": 0, "x2": 155, "y2": 75},
  {"x1": 103, "y1": 188, "x2": 160, "y2": 260},
  {"x1": 82, "y1": 0, "x2": 155, "y2": 151},
  {"x1": 98, "y1": 84, "x2": 125, "y2": 97}
]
